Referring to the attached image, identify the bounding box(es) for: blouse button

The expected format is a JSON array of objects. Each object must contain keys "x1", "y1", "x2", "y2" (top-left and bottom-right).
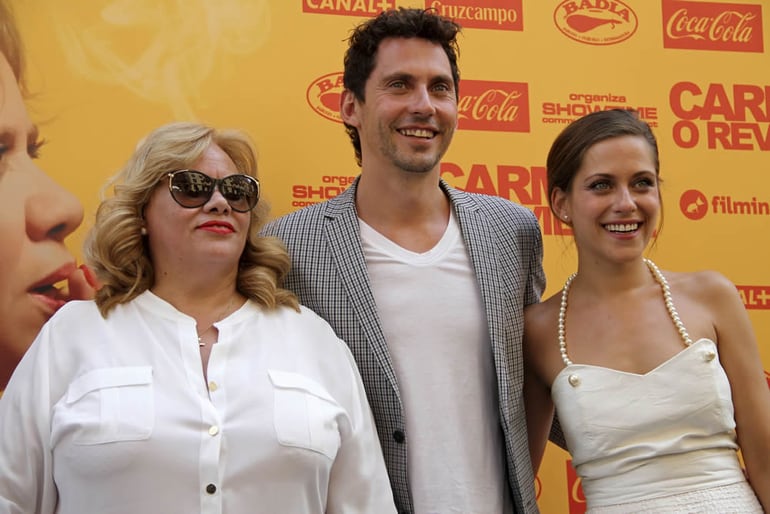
[
  {"x1": 704, "y1": 350, "x2": 716, "y2": 362},
  {"x1": 393, "y1": 430, "x2": 405, "y2": 444},
  {"x1": 568, "y1": 374, "x2": 581, "y2": 387},
  {"x1": 206, "y1": 484, "x2": 217, "y2": 494},
  {"x1": 208, "y1": 426, "x2": 219, "y2": 436}
]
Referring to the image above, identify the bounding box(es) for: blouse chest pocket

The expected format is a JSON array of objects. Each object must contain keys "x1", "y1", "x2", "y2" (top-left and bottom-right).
[
  {"x1": 268, "y1": 369, "x2": 344, "y2": 460},
  {"x1": 53, "y1": 366, "x2": 154, "y2": 446}
]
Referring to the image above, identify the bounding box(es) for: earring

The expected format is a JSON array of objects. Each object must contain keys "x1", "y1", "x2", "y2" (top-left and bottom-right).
[
  {"x1": 141, "y1": 226, "x2": 148, "y2": 236},
  {"x1": 562, "y1": 214, "x2": 569, "y2": 221}
]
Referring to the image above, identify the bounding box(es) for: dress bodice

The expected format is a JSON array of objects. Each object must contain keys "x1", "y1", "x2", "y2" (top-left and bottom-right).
[
  {"x1": 552, "y1": 338, "x2": 745, "y2": 506},
  {"x1": 551, "y1": 261, "x2": 761, "y2": 511}
]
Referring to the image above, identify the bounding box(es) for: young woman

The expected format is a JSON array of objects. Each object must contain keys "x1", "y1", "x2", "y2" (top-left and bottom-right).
[{"x1": 525, "y1": 109, "x2": 770, "y2": 512}]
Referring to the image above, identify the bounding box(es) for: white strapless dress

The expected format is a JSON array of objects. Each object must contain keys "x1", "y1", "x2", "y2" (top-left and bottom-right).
[{"x1": 552, "y1": 338, "x2": 762, "y2": 513}]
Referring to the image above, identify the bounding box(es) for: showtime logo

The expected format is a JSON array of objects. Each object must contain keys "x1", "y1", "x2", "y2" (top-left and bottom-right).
[
  {"x1": 662, "y1": 0, "x2": 763, "y2": 53},
  {"x1": 426, "y1": 0, "x2": 523, "y2": 31},
  {"x1": 292, "y1": 174, "x2": 356, "y2": 208},
  {"x1": 554, "y1": 0, "x2": 638, "y2": 45},
  {"x1": 680, "y1": 188, "x2": 770, "y2": 221},
  {"x1": 457, "y1": 80, "x2": 530, "y2": 132},
  {"x1": 302, "y1": 0, "x2": 394, "y2": 16},
  {"x1": 541, "y1": 91, "x2": 658, "y2": 127}
]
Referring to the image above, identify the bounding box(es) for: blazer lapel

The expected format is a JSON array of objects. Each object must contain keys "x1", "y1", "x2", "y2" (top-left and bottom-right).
[
  {"x1": 443, "y1": 182, "x2": 506, "y2": 375},
  {"x1": 323, "y1": 181, "x2": 402, "y2": 398}
]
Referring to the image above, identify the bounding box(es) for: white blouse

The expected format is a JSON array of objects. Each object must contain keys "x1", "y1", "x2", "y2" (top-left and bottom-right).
[{"x1": 0, "y1": 291, "x2": 396, "y2": 514}]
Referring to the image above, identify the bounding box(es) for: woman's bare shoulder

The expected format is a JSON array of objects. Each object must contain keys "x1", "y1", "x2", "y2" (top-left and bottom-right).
[
  {"x1": 524, "y1": 291, "x2": 562, "y2": 340},
  {"x1": 664, "y1": 268, "x2": 737, "y2": 299}
]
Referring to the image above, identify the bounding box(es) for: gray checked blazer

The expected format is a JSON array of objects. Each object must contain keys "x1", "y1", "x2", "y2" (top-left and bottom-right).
[{"x1": 262, "y1": 177, "x2": 545, "y2": 514}]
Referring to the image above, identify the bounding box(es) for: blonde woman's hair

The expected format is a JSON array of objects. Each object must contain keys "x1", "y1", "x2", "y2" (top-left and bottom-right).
[{"x1": 84, "y1": 121, "x2": 299, "y2": 316}]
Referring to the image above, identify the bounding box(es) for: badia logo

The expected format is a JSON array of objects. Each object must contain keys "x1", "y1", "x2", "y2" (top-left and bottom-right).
[
  {"x1": 457, "y1": 80, "x2": 530, "y2": 132},
  {"x1": 554, "y1": 0, "x2": 638, "y2": 45},
  {"x1": 426, "y1": 0, "x2": 523, "y2": 31},
  {"x1": 307, "y1": 72, "x2": 344, "y2": 123},
  {"x1": 302, "y1": 0, "x2": 395, "y2": 17},
  {"x1": 662, "y1": 0, "x2": 763, "y2": 53},
  {"x1": 680, "y1": 189, "x2": 709, "y2": 220}
]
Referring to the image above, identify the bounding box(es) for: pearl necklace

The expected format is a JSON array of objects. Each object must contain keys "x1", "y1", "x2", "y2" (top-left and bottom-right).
[{"x1": 558, "y1": 258, "x2": 693, "y2": 367}]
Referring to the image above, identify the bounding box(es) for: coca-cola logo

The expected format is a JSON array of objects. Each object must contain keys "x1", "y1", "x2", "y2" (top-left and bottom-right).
[
  {"x1": 457, "y1": 79, "x2": 530, "y2": 132},
  {"x1": 554, "y1": 0, "x2": 638, "y2": 45},
  {"x1": 307, "y1": 72, "x2": 344, "y2": 123},
  {"x1": 662, "y1": 0, "x2": 763, "y2": 52}
]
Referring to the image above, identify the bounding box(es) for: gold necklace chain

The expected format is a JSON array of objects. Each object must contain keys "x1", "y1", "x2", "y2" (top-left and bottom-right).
[
  {"x1": 197, "y1": 296, "x2": 239, "y2": 348},
  {"x1": 558, "y1": 258, "x2": 693, "y2": 367}
]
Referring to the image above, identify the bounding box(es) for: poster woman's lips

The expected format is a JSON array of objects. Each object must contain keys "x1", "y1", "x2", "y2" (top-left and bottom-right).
[{"x1": 28, "y1": 262, "x2": 78, "y2": 315}]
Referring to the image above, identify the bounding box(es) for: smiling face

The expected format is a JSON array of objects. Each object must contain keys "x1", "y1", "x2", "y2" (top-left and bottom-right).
[
  {"x1": 0, "y1": 53, "x2": 84, "y2": 384},
  {"x1": 143, "y1": 143, "x2": 251, "y2": 286},
  {"x1": 341, "y1": 37, "x2": 458, "y2": 176},
  {"x1": 552, "y1": 135, "x2": 661, "y2": 265}
]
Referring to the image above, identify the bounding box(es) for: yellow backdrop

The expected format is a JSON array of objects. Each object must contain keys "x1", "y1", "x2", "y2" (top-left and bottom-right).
[{"x1": 12, "y1": 0, "x2": 770, "y2": 512}]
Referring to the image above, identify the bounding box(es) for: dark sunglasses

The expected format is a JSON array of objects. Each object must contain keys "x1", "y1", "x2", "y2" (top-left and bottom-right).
[{"x1": 167, "y1": 169, "x2": 260, "y2": 213}]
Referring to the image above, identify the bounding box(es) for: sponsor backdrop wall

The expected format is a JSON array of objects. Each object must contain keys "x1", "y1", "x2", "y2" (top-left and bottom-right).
[{"x1": 11, "y1": 0, "x2": 770, "y2": 511}]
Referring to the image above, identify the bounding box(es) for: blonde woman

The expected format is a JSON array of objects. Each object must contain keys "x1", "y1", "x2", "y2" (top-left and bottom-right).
[{"x1": 0, "y1": 121, "x2": 396, "y2": 514}]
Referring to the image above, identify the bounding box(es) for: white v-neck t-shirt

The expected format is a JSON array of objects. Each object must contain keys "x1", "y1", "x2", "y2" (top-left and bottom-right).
[{"x1": 360, "y1": 212, "x2": 512, "y2": 514}]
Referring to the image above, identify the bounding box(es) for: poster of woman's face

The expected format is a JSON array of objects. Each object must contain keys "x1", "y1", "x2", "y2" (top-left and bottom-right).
[{"x1": 0, "y1": 5, "x2": 95, "y2": 388}]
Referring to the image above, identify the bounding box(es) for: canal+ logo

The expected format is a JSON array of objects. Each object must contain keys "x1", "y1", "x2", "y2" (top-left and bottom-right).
[{"x1": 680, "y1": 188, "x2": 770, "y2": 220}]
